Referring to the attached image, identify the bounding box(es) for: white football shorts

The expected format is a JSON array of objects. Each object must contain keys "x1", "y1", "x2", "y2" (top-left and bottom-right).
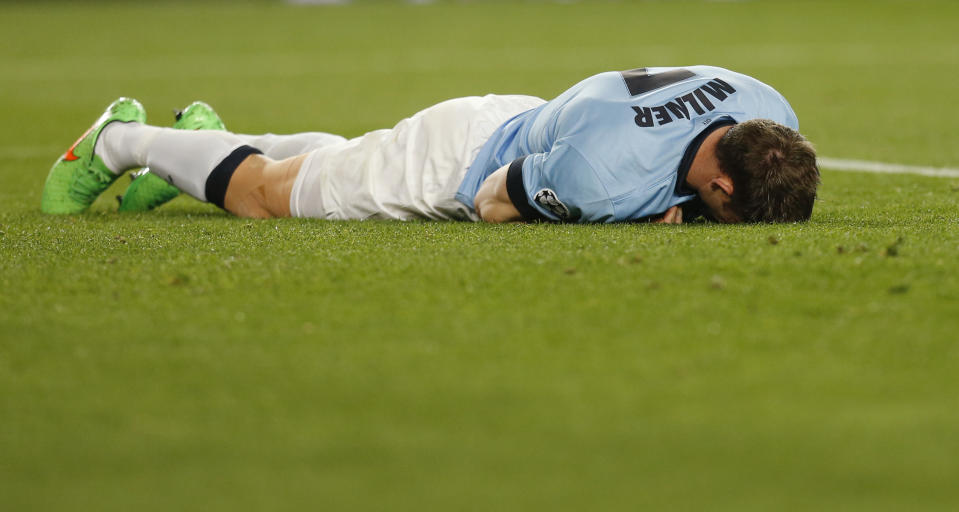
[{"x1": 289, "y1": 94, "x2": 545, "y2": 221}]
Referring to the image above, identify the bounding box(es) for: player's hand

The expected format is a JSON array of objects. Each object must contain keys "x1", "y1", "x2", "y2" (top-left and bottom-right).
[{"x1": 653, "y1": 205, "x2": 683, "y2": 224}]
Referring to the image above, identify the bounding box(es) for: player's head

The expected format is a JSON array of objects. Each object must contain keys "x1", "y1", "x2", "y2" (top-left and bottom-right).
[{"x1": 715, "y1": 119, "x2": 820, "y2": 223}]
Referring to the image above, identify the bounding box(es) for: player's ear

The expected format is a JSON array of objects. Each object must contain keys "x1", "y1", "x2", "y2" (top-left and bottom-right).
[{"x1": 710, "y1": 175, "x2": 734, "y2": 197}]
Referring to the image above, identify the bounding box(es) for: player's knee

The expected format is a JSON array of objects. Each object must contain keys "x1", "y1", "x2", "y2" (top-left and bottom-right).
[
  {"x1": 223, "y1": 153, "x2": 303, "y2": 218},
  {"x1": 223, "y1": 154, "x2": 272, "y2": 218},
  {"x1": 260, "y1": 154, "x2": 307, "y2": 217}
]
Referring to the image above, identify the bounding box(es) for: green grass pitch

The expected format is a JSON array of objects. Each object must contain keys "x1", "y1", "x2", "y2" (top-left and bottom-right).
[{"x1": 2, "y1": 0, "x2": 959, "y2": 510}]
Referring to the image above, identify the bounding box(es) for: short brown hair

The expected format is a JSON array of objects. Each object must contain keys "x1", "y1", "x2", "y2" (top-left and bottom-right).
[{"x1": 715, "y1": 119, "x2": 820, "y2": 222}]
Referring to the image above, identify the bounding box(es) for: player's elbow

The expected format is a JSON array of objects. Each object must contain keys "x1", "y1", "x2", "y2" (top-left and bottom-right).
[
  {"x1": 473, "y1": 184, "x2": 500, "y2": 222},
  {"x1": 475, "y1": 196, "x2": 520, "y2": 223},
  {"x1": 475, "y1": 164, "x2": 523, "y2": 223},
  {"x1": 474, "y1": 196, "x2": 501, "y2": 223}
]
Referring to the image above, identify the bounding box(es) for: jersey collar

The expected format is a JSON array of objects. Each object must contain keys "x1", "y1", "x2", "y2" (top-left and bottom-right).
[{"x1": 675, "y1": 116, "x2": 737, "y2": 197}]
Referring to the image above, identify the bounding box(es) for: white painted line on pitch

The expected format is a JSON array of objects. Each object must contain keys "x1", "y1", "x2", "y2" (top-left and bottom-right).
[{"x1": 819, "y1": 157, "x2": 959, "y2": 178}]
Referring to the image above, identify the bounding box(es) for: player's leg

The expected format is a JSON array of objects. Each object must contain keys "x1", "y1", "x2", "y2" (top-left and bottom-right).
[
  {"x1": 287, "y1": 94, "x2": 546, "y2": 220},
  {"x1": 96, "y1": 121, "x2": 256, "y2": 205},
  {"x1": 207, "y1": 133, "x2": 349, "y2": 218},
  {"x1": 118, "y1": 101, "x2": 347, "y2": 212},
  {"x1": 104, "y1": 121, "x2": 308, "y2": 218},
  {"x1": 235, "y1": 132, "x2": 347, "y2": 160},
  {"x1": 119, "y1": 101, "x2": 227, "y2": 212},
  {"x1": 104, "y1": 123, "x2": 314, "y2": 218},
  {"x1": 42, "y1": 95, "x2": 541, "y2": 219},
  {"x1": 219, "y1": 153, "x2": 306, "y2": 218},
  {"x1": 41, "y1": 97, "x2": 294, "y2": 218}
]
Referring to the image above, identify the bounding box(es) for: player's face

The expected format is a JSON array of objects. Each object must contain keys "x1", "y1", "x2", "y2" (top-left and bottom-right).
[{"x1": 700, "y1": 193, "x2": 741, "y2": 224}]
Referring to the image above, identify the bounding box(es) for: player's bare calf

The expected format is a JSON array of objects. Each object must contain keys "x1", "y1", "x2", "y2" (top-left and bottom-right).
[{"x1": 222, "y1": 154, "x2": 305, "y2": 219}]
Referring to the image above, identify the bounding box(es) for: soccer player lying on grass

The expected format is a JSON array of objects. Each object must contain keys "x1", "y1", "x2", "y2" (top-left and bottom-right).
[{"x1": 42, "y1": 66, "x2": 819, "y2": 224}]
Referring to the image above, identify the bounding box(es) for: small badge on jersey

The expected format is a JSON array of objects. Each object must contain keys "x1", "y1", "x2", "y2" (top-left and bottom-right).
[{"x1": 533, "y1": 188, "x2": 569, "y2": 220}]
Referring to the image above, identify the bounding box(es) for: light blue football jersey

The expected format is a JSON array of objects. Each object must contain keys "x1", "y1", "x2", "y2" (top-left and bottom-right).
[{"x1": 455, "y1": 66, "x2": 799, "y2": 222}]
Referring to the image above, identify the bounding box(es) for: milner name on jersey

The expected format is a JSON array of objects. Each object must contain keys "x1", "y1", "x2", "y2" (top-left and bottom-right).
[{"x1": 630, "y1": 78, "x2": 738, "y2": 128}]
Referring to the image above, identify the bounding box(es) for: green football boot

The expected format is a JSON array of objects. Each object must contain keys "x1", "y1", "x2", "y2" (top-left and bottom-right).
[
  {"x1": 41, "y1": 98, "x2": 146, "y2": 214},
  {"x1": 118, "y1": 101, "x2": 226, "y2": 212}
]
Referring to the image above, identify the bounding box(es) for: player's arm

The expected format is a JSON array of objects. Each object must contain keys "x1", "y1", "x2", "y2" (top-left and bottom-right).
[
  {"x1": 653, "y1": 205, "x2": 683, "y2": 224},
  {"x1": 478, "y1": 150, "x2": 616, "y2": 223},
  {"x1": 474, "y1": 164, "x2": 522, "y2": 223}
]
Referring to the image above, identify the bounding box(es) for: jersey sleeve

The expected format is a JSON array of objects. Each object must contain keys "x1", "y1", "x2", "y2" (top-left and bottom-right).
[{"x1": 505, "y1": 141, "x2": 615, "y2": 223}]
